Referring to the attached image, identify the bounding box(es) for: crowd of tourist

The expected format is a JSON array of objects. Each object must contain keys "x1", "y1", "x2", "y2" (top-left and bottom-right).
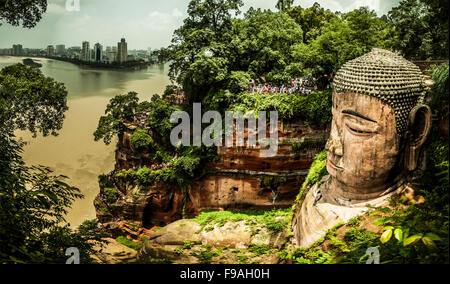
[
  {"x1": 131, "y1": 112, "x2": 150, "y2": 129},
  {"x1": 245, "y1": 78, "x2": 318, "y2": 95},
  {"x1": 166, "y1": 90, "x2": 188, "y2": 105}
]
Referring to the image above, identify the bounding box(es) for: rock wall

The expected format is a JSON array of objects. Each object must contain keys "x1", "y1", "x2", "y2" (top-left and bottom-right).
[{"x1": 95, "y1": 119, "x2": 329, "y2": 229}]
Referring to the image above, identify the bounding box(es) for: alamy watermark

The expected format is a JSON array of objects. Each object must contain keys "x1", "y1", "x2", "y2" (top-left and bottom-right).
[
  {"x1": 170, "y1": 103, "x2": 279, "y2": 158},
  {"x1": 366, "y1": 247, "x2": 380, "y2": 264},
  {"x1": 66, "y1": 0, "x2": 81, "y2": 12},
  {"x1": 65, "y1": 247, "x2": 80, "y2": 264}
]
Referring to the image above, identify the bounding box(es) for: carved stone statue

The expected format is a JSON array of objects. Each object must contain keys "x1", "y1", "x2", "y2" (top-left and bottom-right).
[{"x1": 292, "y1": 48, "x2": 432, "y2": 248}]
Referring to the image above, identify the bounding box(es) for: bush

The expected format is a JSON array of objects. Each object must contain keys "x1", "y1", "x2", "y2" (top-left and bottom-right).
[
  {"x1": 116, "y1": 236, "x2": 142, "y2": 251},
  {"x1": 231, "y1": 90, "x2": 332, "y2": 126},
  {"x1": 104, "y1": 188, "x2": 119, "y2": 204},
  {"x1": 292, "y1": 150, "x2": 328, "y2": 209},
  {"x1": 131, "y1": 129, "x2": 155, "y2": 152},
  {"x1": 98, "y1": 174, "x2": 113, "y2": 189},
  {"x1": 192, "y1": 209, "x2": 290, "y2": 233}
]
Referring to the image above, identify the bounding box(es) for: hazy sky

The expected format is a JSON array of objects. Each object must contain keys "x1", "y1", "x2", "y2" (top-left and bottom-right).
[{"x1": 0, "y1": 0, "x2": 401, "y2": 50}]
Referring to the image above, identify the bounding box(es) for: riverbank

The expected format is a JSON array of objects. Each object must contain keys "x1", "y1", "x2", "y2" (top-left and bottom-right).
[
  {"x1": 1, "y1": 56, "x2": 171, "y2": 228},
  {"x1": 0, "y1": 55, "x2": 161, "y2": 71}
]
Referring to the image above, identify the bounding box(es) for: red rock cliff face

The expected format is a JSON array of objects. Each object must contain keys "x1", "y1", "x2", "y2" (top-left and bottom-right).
[{"x1": 95, "y1": 119, "x2": 329, "y2": 228}]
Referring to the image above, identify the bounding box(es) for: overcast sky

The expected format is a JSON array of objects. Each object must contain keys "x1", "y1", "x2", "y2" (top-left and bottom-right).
[{"x1": 0, "y1": 0, "x2": 401, "y2": 50}]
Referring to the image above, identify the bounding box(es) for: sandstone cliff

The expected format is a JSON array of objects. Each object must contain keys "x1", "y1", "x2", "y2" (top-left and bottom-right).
[{"x1": 94, "y1": 118, "x2": 329, "y2": 230}]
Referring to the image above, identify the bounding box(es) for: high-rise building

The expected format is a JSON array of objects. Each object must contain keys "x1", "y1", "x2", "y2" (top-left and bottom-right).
[
  {"x1": 46, "y1": 45, "x2": 55, "y2": 56},
  {"x1": 94, "y1": 43, "x2": 103, "y2": 62},
  {"x1": 55, "y1": 44, "x2": 66, "y2": 55},
  {"x1": 117, "y1": 38, "x2": 128, "y2": 64},
  {"x1": 90, "y1": 48, "x2": 96, "y2": 61},
  {"x1": 107, "y1": 51, "x2": 117, "y2": 64},
  {"x1": 81, "y1": 41, "x2": 90, "y2": 61},
  {"x1": 12, "y1": 44, "x2": 23, "y2": 56}
]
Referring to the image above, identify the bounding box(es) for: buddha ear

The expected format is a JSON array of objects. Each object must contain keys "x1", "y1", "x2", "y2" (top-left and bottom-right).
[{"x1": 405, "y1": 105, "x2": 432, "y2": 171}]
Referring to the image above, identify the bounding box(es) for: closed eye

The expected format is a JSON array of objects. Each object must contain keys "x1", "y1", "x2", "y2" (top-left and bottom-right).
[{"x1": 346, "y1": 124, "x2": 374, "y2": 135}]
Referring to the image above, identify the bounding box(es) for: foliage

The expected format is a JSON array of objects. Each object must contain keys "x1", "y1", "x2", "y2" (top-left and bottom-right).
[
  {"x1": 302, "y1": 150, "x2": 328, "y2": 191},
  {"x1": 387, "y1": 0, "x2": 449, "y2": 60},
  {"x1": 286, "y1": 2, "x2": 337, "y2": 44},
  {"x1": 131, "y1": 129, "x2": 155, "y2": 152},
  {"x1": 93, "y1": 92, "x2": 139, "y2": 145},
  {"x1": 420, "y1": 62, "x2": 449, "y2": 209},
  {"x1": 116, "y1": 236, "x2": 143, "y2": 251},
  {"x1": 261, "y1": 176, "x2": 287, "y2": 190},
  {"x1": 227, "y1": 10, "x2": 303, "y2": 83},
  {"x1": 168, "y1": 0, "x2": 447, "y2": 116},
  {"x1": 183, "y1": 241, "x2": 196, "y2": 250},
  {"x1": 0, "y1": 64, "x2": 68, "y2": 137},
  {"x1": 192, "y1": 209, "x2": 290, "y2": 233},
  {"x1": 98, "y1": 174, "x2": 113, "y2": 189},
  {"x1": 0, "y1": 0, "x2": 47, "y2": 28},
  {"x1": 289, "y1": 150, "x2": 328, "y2": 232},
  {"x1": 275, "y1": 0, "x2": 294, "y2": 12},
  {"x1": 0, "y1": 63, "x2": 106, "y2": 264},
  {"x1": 189, "y1": 245, "x2": 219, "y2": 264},
  {"x1": 291, "y1": 7, "x2": 393, "y2": 86},
  {"x1": 116, "y1": 152, "x2": 202, "y2": 188},
  {"x1": 169, "y1": 3, "x2": 304, "y2": 105},
  {"x1": 168, "y1": 0, "x2": 243, "y2": 102},
  {"x1": 247, "y1": 244, "x2": 271, "y2": 256},
  {"x1": 145, "y1": 96, "x2": 178, "y2": 140},
  {"x1": 279, "y1": 220, "x2": 374, "y2": 264},
  {"x1": 232, "y1": 90, "x2": 332, "y2": 125},
  {"x1": 162, "y1": 84, "x2": 179, "y2": 99},
  {"x1": 0, "y1": 134, "x2": 104, "y2": 263},
  {"x1": 430, "y1": 62, "x2": 449, "y2": 107},
  {"x1": 104, "y1": 188, "x2": 119, "y2": 204}
]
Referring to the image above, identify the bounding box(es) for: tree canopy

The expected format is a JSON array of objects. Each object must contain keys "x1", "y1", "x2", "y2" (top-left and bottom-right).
[
  {"x1": 93, "y1": 92, "x2": 140, "y2": 145},
  {"x1": 168, "y1": 3, "x2": 304, "y2": 105},
  {"x1": 286, "y1": 2, "x2": 337, "y2": 43},
  {"x1": 0, "y1": 0, "x2": 47, "y2": 28},
  {"x1": 289, "y1": 7, "x2": 394, "y2": 87},
  {"x1": 0, "y1": 64, "x2": 105, "y2": 264},
  {"x1": 276, "y1": 0, "x2": 294, "y2": 12},
  {"x1": 0, "y1": 64, "x2": 68, "y2": 137},
  {"x1": 387, "y1": 0, "x2": 449, "y2": 59}
]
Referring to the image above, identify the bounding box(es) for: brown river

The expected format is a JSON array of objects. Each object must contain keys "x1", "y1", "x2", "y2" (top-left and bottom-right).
[{"x1": 0, "y1": 56, "x2": 171, "y2": 227}]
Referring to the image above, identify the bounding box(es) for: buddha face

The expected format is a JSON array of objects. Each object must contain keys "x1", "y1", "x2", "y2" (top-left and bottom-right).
[{"x1": 325, "y1": 91, "x2": 402, "y2": 200}]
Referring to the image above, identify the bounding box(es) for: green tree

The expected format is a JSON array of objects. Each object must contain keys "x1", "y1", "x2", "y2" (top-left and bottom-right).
[
  {"x1": 146, "y1": 96, "x2": 177, "y2": 141},
  {"x1": 0, "y1": 64, "x2": 105, "y2": 264},
  {"x1": 0, "y1": 64, "x2": 68, "y2": 137},
  {"x1": 168, "y1": 0, "x2": 243, "y2": 103},
  {"x1": 276, "y1": 0, "x2": 294, "y2": 12},
  {"x1": 93, "y1": 91, "x2": 139, "y2": 145},
  {"x1": 388, "y1": 0, "x2": 449, "y2": 59},
  {"x1": 291, "y1": 7, "x2": 392, "y2": 87},
  {"x1": 0, "y1": 0, "x2": 47, "y2": 28},
  {"x1": 169, "y1": 3, "x2": 303, "y2": 106},
  {"x1": 286, "y1": 3, "x2": 337, "y2": 43},
  {"x1": 229, "y1": 10, "x2": 303, "y2": 83}
]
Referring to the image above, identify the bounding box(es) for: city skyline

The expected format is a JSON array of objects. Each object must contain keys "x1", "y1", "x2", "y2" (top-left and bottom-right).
[
  {"x1": 0, "y1": 37, "x2": 160, "y2": 66},
  {"x1": 0, "y1": 0, "x2": 401, "y2": 50}
]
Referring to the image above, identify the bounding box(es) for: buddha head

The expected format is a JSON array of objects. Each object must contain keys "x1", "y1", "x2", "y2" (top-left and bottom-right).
[{"x1": 326, "y1": 49, "x2": 432, "y2": 202}]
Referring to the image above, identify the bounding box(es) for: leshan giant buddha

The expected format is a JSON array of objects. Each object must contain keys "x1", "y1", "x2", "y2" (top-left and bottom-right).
[{"x1": 292, "y1": 48, "x2": 432, "y2": 248}]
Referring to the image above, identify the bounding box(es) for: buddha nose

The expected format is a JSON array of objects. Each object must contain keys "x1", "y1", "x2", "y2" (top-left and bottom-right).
[{"x1": 325, "y1": 136, "x2": 343, "y2": 157}]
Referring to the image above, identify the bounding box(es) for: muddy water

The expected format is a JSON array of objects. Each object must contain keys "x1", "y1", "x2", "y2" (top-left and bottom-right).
[{"x1": 0, "y1": 56, "x2": 171, "y2": 227}]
